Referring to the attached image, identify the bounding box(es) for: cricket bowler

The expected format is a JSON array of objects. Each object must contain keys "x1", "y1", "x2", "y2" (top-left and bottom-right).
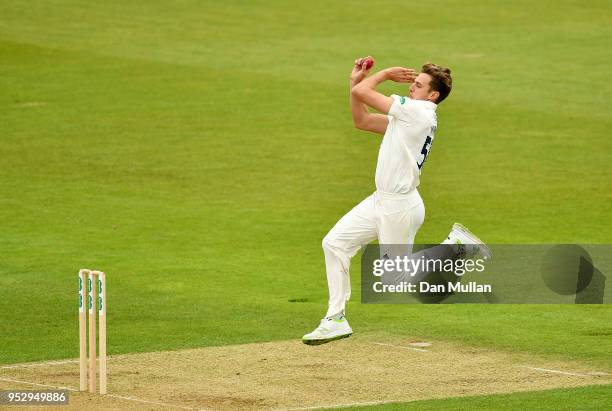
[{"x1": 302, "y1": 57, "x2": 491, "y2": 345}]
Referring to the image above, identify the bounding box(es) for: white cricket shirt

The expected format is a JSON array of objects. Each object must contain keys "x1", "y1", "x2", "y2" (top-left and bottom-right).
[{"x1": 374, "y1": 95, "x2": 438, "y2": 194}]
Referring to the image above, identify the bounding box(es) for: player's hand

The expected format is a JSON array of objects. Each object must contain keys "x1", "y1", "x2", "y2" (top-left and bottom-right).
[
  {"x1": 385, "y1": 67, "x2": 417, "y2": 83},
  {"x1": 350, "y1": 56, "x2": 374, "y2": 84}
]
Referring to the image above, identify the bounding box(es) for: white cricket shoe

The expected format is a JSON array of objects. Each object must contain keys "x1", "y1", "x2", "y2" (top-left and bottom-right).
[
  {"x1": 445, "y1": 223, "x2": 492, "y2": 260},
  {"x1": 302, "y1": 317, "x2": 353, "y2": 345}
]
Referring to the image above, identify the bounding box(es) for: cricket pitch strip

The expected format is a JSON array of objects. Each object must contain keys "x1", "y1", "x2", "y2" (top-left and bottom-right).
[{"x1": 1, "y1": 334, "x2": 609, "y2": 410}]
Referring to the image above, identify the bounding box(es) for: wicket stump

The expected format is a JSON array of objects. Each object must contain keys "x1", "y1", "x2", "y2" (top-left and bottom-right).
[{"x1": 78, "y1": 269, "x2": 107, "y2": 394}]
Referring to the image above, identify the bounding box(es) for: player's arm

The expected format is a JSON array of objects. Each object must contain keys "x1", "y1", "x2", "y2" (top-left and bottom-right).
[
  {"x1": 352, "y1": 67, "x2": 417, "y2": 114},
  {"x1": 349, "y1": 57, "x2": 388, "y2": 135}
]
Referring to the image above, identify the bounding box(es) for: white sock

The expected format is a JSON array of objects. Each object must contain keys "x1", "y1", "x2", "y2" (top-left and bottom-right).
[{"x1": 326, "y1": 311, "x2": 344, "y2": 321}]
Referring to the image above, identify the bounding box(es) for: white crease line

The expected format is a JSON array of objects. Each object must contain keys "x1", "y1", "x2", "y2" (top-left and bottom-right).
[
  {"x1": 283, "y1": 399, "x2": 398, "y2": 411},
  {"x1": 373, "y1": 342, "x2": 428, "y2": 352},
  {"x1": 519, "y1": 366, "x2": 609, "y2": 377},
  {"x1": 0, "y1": 377, "x2": 78, "y2": 391},
  {"x1": 0, "y1": 377, "x2": 200, "y2": 410},
  {"x1": 0, "y1": 359, "x2": 80, "y2": 369}
]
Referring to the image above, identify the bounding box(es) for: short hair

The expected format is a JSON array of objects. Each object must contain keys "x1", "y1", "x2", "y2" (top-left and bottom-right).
[{"x1": 421, "y1": 63, "x2": 452, "y2": 104}]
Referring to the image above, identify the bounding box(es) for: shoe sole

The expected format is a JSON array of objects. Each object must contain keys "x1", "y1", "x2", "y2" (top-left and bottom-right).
[
  {"x1": 302, "y1": 333, "x2": 352, "y2": 346},
  {"x1": 453, "y1": 223, "x2": 492, "y2": 260}
]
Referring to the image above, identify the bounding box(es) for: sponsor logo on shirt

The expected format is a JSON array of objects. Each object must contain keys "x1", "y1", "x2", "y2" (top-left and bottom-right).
[{"x1": 400, "y1": 96, "x2": 406, "y2": 104}]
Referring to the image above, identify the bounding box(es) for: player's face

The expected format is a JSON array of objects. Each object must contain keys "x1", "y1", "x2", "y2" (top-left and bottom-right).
[{"x1": 409, "y1": 73, "x2": 438, "y2": 102}]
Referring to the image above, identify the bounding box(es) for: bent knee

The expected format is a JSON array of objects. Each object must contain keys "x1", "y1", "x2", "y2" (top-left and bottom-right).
[
  {"x1": 322, "y1": 233, "x2": 334, "y2": 250},
  {"x1": 323, "y1": 229, "x2": 345, "y2": 250},
  {"x1": 323, "y1": 231, "x2": 352, "y2": 256}
]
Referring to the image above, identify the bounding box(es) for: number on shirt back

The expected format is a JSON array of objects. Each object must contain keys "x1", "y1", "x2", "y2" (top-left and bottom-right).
[{"x1": 416, "y1": 136, "x2": 433, "y2": 169}]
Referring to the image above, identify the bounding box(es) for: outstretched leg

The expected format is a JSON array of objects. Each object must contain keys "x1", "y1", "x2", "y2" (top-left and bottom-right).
[{"x1": 303, "y1": 194, "x2": 378, "y2": 345}]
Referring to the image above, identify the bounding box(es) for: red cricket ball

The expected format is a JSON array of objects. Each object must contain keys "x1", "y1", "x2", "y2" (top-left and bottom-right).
[{"x1": 363, "y1": 57, "x2": 374, "y2": 70}]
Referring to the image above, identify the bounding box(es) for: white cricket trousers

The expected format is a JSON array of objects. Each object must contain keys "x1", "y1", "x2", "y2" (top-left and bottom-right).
[{"x1": 322, "y1": 190, "x2": 425, "y2": 318}]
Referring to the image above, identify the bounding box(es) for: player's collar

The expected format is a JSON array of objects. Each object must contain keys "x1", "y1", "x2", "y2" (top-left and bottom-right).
[{"x1": 425, "y1": 100, "x2": 437, "y2": 110}]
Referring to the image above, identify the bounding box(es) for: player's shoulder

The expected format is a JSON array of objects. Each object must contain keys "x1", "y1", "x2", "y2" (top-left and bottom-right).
[{"x1": 391, "y1": 95, "x2": 435, "y2": 121}]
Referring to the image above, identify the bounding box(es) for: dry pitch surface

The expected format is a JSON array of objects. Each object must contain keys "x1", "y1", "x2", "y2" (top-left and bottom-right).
[{"x1": 1, "y1": 334, "x2": 609, "y2": 410}]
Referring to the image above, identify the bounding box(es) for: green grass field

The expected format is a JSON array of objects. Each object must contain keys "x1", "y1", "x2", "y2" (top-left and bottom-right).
[
  {"x1": 343, "y1": 384, "x2": 612, "y2": 410},
  {"x1": 1, "y1": 0, "x2": 611, "y2": 408}
]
